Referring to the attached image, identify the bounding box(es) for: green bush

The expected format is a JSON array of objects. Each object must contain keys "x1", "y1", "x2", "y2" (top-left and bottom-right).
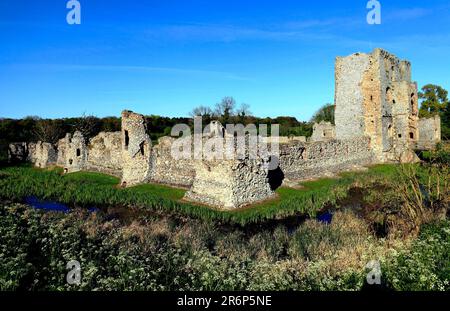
[
  {"x1": 383, "y1": 220, "x2": 450, "y2": 291},
  {"x1": 0, "y1": 203, "x2": 448, "y2": 291}
]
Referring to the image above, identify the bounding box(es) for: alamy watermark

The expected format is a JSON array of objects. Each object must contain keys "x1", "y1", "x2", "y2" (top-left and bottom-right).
[
  {"x1": 170, "y1": 117, "x2": 280, "y2": 170},
  {"x1": 66, "y1": 0, "x2": 81, "y2": 25},
  {"x1": 66, "y1": 259, "x2": 81, "y2": 285},
  {"x1": 367, "y1": 0, "x2": 381, "y2": 25},
  {"x1": 365, "y1": 260, "x2": 382, "y2": 285}
]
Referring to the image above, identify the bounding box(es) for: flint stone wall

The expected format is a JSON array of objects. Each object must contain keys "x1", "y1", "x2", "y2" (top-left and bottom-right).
[
  {"x1": 86, "y1": 132, "x2": 123, "y2": 177},
  {"x1": 278, "y1": 136, "x2": 375, "y2": 181},
  {"x1": 121, "y1": 110, "x2": 152, "y2": 186},
  {"x1": 150, "y1": 136, "x2": 195, "y2": 187},
  {"x1": 263, "y1": 136, "x2": 307, "y2": 144},
  {"x1": 311, "y1": 121, "x2": 336, "y2": 142},
  {"x1": 62, "y1": 131, "x2": 88, "y2": 173},
  {"x1": 185, "y1": 156, "x2": 275, "y2": 209},
  {"x1": 335, "y1": 48, "x2": 419, "y2": 163},
  {"x1": 28, "y1": 141, "x2": 57, "y2": 168},
  {"x1": 417, "y1": 115, "x2": 441, "y2": 150},
  {"x1": 56, "y1": 137, "x2": 67, "y2": 166}
]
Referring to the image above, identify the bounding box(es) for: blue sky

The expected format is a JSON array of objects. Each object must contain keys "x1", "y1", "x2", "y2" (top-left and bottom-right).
[{"x1": 0, "y1": 0, "x2": 449, "y2": 121}]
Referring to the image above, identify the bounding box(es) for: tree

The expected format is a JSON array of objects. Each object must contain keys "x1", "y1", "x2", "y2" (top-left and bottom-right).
[
  {"x1": 214, "y1": 97, "x2": 236, "y2": 123},
  {"x1": 419, "y1": 84, "x2": 448, "y2": 118},
  {"x1": 74, "y1": 113, "x2": 101, "y2": 142},
  {"x1": 189, "y1": 105, "x2": 214, "y2": 125},
  {"x1": 310, "y1": 103, "x2": 335, "y2": 124},
  {"x1": 190, "y1": 105, "x2": 214, "y2": 118},
  {"x1": 33, "y1": 119, "x2": 65, "y2": 144},
  {"x1": 236, "y1": 103, "x2": 252, "y2": 117}
]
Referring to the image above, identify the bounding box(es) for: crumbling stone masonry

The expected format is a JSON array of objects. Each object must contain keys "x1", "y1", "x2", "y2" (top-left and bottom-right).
[
  {"x1": 335, "y1": 48, "x2": 419, "y2": 163},
  {"x1": 150, "y1": 136, "x2": 195, "y2": 187},
  {"x1": 121, "y1": 110, "x2": 153, "y2": 186},
  {"x1": 417, "y1": 115, "x2": 441, "y2": 150},
  {"x1": 278, "y1": 136, "x2": 375, "y2": 182},
  {"x1": 263, "y1": 136, "x2": 307, "y2": 144},
  {"x1": 183, "y1": 129, "x2": 277, "y2": 208},
  {"x1": 87, "y1": 132, "x2": 123, "y2": 176},
  {"x1": 62, "y1": 131, "x2": 88, "y2": 173},
  {"x1": 28, "y1": 141, "x2": 57, "y2": 168},
  {"x1": 56, "y1": 137, "x2": 67, "y2": 167},
  {"x1": 310, "y1": 121, "x2": 336, "y2": 142},
  {"x1": 184, "y1": 156, "x2": 275, "y2": 209}
]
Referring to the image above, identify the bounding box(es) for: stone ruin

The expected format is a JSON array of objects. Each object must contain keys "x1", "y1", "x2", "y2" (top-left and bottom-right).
[
  {"x1": 335, "y1": 48, "x2": 421, "y2": 163},
  {"x1": 8, "y1": 48, "x2": 442, "y2": 210},
  {"x1": 185, "y1": 155, "x2": 274, "y2": 209},
  {"x1": 121, "y1": 110, "x2": 153, "y2": 186},
  {"x1": 63, "y1": 131, "x2": 88, "y2": 173},
  {"x1": 417, "y1": 115, "x2": 441, "y2": 150},
  {"x1": 310, "y1": 121, "x2": 336, "y2": 142}
]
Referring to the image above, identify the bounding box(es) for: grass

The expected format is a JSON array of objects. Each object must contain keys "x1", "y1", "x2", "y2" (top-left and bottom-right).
[
  {"x1": 62, "y1": 171, "x2": 186, "y2": 201},
  {"x1": 236, "y1": 164, "x2": 399, "y2": 220},
  {"x1": 0, "y1": 163, "x2": 401, "y2": 225},
  {"x1": 128, "y1": 184, "x2": 186, "y2": 201}
]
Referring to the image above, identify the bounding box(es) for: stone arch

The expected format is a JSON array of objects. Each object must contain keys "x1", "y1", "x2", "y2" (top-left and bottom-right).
[{"x1": 267, "y1": 157, "x2": 284, "y2": 191}]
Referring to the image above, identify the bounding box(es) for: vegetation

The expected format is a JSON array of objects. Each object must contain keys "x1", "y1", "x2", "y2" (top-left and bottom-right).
[
  {"x1": 310, "y1": 103, "x2": 335, "y2": 125},
  {"x1": 0, "y1": 164, "x2": 408, "y2": 225},
  {"x1": 0, "y1": 201, "x2": 447, "y2": 291},
  {"x1": 419, "y1": 84, "x2": 450, "y2": 140}
]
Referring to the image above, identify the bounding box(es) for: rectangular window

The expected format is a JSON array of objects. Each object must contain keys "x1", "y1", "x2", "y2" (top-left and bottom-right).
[{"x1": 124, "y1": 130, "x2": 129, "y2": 149}]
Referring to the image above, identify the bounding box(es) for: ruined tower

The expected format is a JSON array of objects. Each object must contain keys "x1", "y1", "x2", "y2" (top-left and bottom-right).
[
  {"x1": 121, "y1": 110, "x2": 153, "y2": 186},
  {"x1": 334, "y1": 48, "x2": 419, "y2": 163},
  {"x1": 63, "y1": 131, "x2": 87, "y2": 173}
]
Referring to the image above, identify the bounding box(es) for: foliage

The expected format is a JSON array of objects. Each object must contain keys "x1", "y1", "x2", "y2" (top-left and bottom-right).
[
  {"x1": 418, "y1": 84, "x2": 450, "y2": 140},
  {"x1": 383, "y1": 220, "x2": 450, "y2": 291},
  {"x1": 0, "y1": 202, "x2": 447, "y2": 291},
  {"x1": 310, "y1": 103, "x2": 335, "y2": 124},
  {"x1": 33, "y1": 118, "x2": 65, "y2": 144},
  {"x1": 0, "y1": 158, "x2": 448, "y2": 291},
  {"x1": 73, "y1": 114, "x2": 102, "y2": 142},
  {"x1": 419, "y1": 84, "x2": 448, "y2": 118}
]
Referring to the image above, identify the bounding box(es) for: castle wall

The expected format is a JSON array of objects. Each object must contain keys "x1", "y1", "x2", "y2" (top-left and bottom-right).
[
  {"x1": 278, "y1": 137, "x2": 375, "y2": 181},
  {"x1": 310, "y1": 121, "x2": 336, "y2": 142},
  {"x1": 62, "y1": 131, "x2": 88, "y2": 173},
  {"x1": 262, "y1": 136, "x2": 306, "y2": 144},
  {"x1": 184, "y1": 157, "x2": 275, "y2": 209},
  {"x1": 56, "y1": 137, "x2": 67, "y2": 166},
  {"x1": 28, "y1": 141, "x2": 57, "y2": 168},
  {"x1": 150, "y1": 136, "x2": 195, "y2": 187},
  {"x1": 86, "y1": 132, "x2": 123, "y2": 177},
  {"x1": 121, "y1": 111, "x2": 152, "y2": 186},
  {"x1": 8, "y1": 142, "x2": 28, "y2": 163},
  {"x1": 335, "y1": 52, "x2": 370, "y2": 140},
  {"x1": 417, "y1": 115, "x2": 441, "y2": 150}
]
